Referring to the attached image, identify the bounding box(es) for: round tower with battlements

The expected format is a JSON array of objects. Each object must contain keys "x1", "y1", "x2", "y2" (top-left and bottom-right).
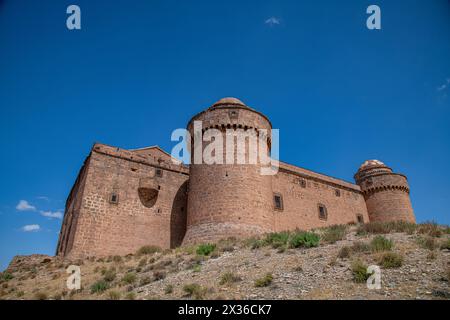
[
  {"x1": 354, "y1": 160, "x2": 415, "y2": 223},
  {"x1": 183, "y1": 97, "x2": 274, "y2": 244}
]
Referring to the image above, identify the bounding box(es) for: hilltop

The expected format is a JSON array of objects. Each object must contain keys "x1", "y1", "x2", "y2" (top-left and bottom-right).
[{"x1": 1, "y1": 222, "x2": 449, "y2": 300}]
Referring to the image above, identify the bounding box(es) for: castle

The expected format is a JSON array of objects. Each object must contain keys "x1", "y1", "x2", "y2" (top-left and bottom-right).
[{"x1": 56, "y1": 98, "x2": 415, "y2": 258}]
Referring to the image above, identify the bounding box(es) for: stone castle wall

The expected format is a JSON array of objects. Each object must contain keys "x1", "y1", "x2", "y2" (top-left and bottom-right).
[
  {"x1": 273, "y1": 164, "x2": 370, "y2": 232},
  {"x1": 57, "y1": 98, "x2": 415, "y2": 259},
  {"x1": 57, "y1": 144, "x2": 189, "y2": 258}
]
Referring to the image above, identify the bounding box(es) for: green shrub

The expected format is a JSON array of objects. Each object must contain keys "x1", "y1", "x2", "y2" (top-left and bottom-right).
[
  {"x1": 337, "y1": 246, "x2": 352, "y2": 259},
  {"x1": 183, "y1": 283, "x2": 206, "y2": 299},
  {"x1": 254, "y1": 273, "x2": 273, "y2": 287},
  {"x1": 351, "y1": 260, "x2": 370, "y2": 283},
  {"x1": 265, "y1": 232, "x2": 290, "y2": 248},
  {"x1": 196, "y1": 243, "x2": 216, "y2": 256},
  {"x1": 122, "y1": 272, "x2": 137, "y2": 284},
  {"x1": 164, "y1": 284, "x2": 174, "y2": 294},
  {"x1": 370, "y1": 236, "x2": 393, "y2": 252},
  {"x1": 1, "y1": 272, "x2": 14, "y2": 281},
  {"x1": 219, "y1": 272, "x2": 242, "y2": 285},
  {"x1": 249, "y1": 238, "x2": 265, "y2": 250},
  {"x1": 322, "y1": 225, "x2": 347, "y2": 243},
  {"x1": 289, "y1": 231, "x2": 320, "y2": 248},
  {"x1": 136, "y1": 245, "x2": 162, "y2": 255},
  {"x1": 108, "y1": 290, "x2": 121, "y2": 300},
  {"x1": 380, "y1": 252, "x2": 403, "y2": 268},
  {"x1": 91, "y1": 280, "x2": 109, "y2": 293}
]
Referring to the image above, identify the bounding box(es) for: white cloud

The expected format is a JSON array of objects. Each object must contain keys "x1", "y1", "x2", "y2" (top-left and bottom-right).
[
  {"x1": 40, "y1": 210, "x2": 63, "y2": 219},
  {"x1": 22, "y1": 224, "x2": 40, "y2": 232},
  {"x1": 36, "y1": 196, "x2": 50, "y2": 201},
  {"x1": 437, "y1": 78, "x2": 450, "y2": 92},
  {"x1": 16, "y1": 200, "x2": 36, "y2": 211},
  {"x1": 265, "y1": 17, "x2": 281, "y2": 26}
]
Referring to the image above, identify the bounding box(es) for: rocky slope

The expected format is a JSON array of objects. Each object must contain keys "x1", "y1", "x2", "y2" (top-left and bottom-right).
[{"x1": 1, "y1": 222, "x2": 449, "y2": 300}]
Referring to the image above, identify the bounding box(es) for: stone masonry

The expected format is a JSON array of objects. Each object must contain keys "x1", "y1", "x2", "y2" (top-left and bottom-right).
[{"x1": 56, "y1": 98, "x2": 415, "y2": 259}]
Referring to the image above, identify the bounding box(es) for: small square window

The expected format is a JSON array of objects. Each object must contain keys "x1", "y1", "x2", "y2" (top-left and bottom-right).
[
  {"x1": 109, "y1": 193, "x2": 119, "y2": 204},
  {"x1": 318, "y1": 204, "x2": 327, "y2": 220},
  {"x1": 274, "y1": 194, "x2": 283, "y2": 210},
  {"x1": 296, "y1": 178, "x2": 307, "y2": 188},
  {"x1": 335, "y1": 189, "x2": 341, "y2": 197},
  {"x1": 155, "y1": 168, "x2": 163, "y2": 177},
  {"x1": 229, "y1": 110, "x2": 239, "y2": 119},
  {"x1": 357, "y1": 214, "x2": 364, "y2": 224}
]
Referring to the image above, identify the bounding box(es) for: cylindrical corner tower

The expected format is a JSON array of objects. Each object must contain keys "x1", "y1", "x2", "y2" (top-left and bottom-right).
[
  {"x1": 354, "y1": 160, "x2": 415, "y2": 223},
  {"x1": 183, "y1": 97, "x2": 274, "y2": 244}
]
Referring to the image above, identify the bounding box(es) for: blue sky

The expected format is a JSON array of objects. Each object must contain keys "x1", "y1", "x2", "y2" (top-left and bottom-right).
[{"x1": 0, "y1": 0, "x2": 449, "y2": 271}]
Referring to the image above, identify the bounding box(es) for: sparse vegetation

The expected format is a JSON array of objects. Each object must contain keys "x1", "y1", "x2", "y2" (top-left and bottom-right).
[
  {"x1": 417, "y1": 222, "x2": 442, "y2": 237},
  {"x1": 417, "y1": 236, "x2": 438, "y2": 250},
  {"x1": 1, "y1": 272, "x2": 14, "y2": 281},
  {"x1": 91, "y1": 280, "x2": 109, "y2": 293},
  {"x1": 337, "y1": 246, "x2": 352, "y2": 259},
  {"x1": 254, "y1": 273, "x2": 273, "y2": 287},
  {"x1": 153, "y1": 270, "x2": 166, "y2": 281},
  {"x1": 108, "y1": 290, "x2": 121, "y2": 300},
  {"x1": 103, "y1": 268, "x2": 116, "y2": 282},
  {"x1": 125, "y1": 292, "x2": 136, "y2": 300},
  {"x1": 440, "y1": 238, "x2": 450, "y2": 250},
  {"x1": 370, "y1": 236, "x2": 393, "y2": 252},
  {"x1": 379, "y1": 252, "x2": 403, "y2": 268},
  {"x1": 322, "y1": 225, "x2": 347, "y2": 244},
  {"x1": 357, "y1": 221, "x2": 416, "y2": 235},
  {"x1": 351, "y1": 241, "x2": 371, "y2": 253},
  {"x1": 288, "y1": 231, "x2": 320, "y2": 248},
  {"x1": 112, "y1": 255, "x2": 122, "y2": 263},
  {"x1": 351, "y1": 260, "x2": 370, "y2": 283},
  {"x1": 196, "y1": 243, "x2": 216, "y2": 256},
  {"x1": 122, "y1": 272, "x2": 137, "y2": 284},
  {"x1": 138, "y1": 258, "x2": 147, "y2": 267},
  {"x1": 164, "y1": 284, "x2": 174, "y2": 294},
  {"x1": 265, "y1": 232, "x2": 290, "y2": 249},
  {"x1": 139, "y1": 276, "x2": 152, "y2": 286},
  {"x1": 183, "y1": 283, "x2": 206, "y2": 299},
  {"x1": 219, "y1": 272, "x2": 242, "y2": 285},
  {"x1": 136, "y1": 245, "x2": 162, "y2": 255}
]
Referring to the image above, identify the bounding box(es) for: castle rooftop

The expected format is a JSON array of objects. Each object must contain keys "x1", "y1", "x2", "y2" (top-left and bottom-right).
[{"x1": 210, "y1": 97, "x2": 247, "y2": 109}]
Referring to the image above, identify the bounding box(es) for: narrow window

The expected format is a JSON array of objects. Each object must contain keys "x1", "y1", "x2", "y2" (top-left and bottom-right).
[
  {"x1": 109, "y1": 193, "x2": 119, "y2": 204},
  {"x1": 274, "y1": 194, "x2": 283, "y2": 210},
  {"x1": 156, "y1": 168, "x2": 163, "y2": 177},
  {"x1": 357, "y1": 214, "x2": 364, "y2": 224},
  {"x1": 318, "y1": 204, "x2": 327, "y2": 220},
  {"x1": 335, "y1": 189, "x2": 341, "y2": 197}
]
